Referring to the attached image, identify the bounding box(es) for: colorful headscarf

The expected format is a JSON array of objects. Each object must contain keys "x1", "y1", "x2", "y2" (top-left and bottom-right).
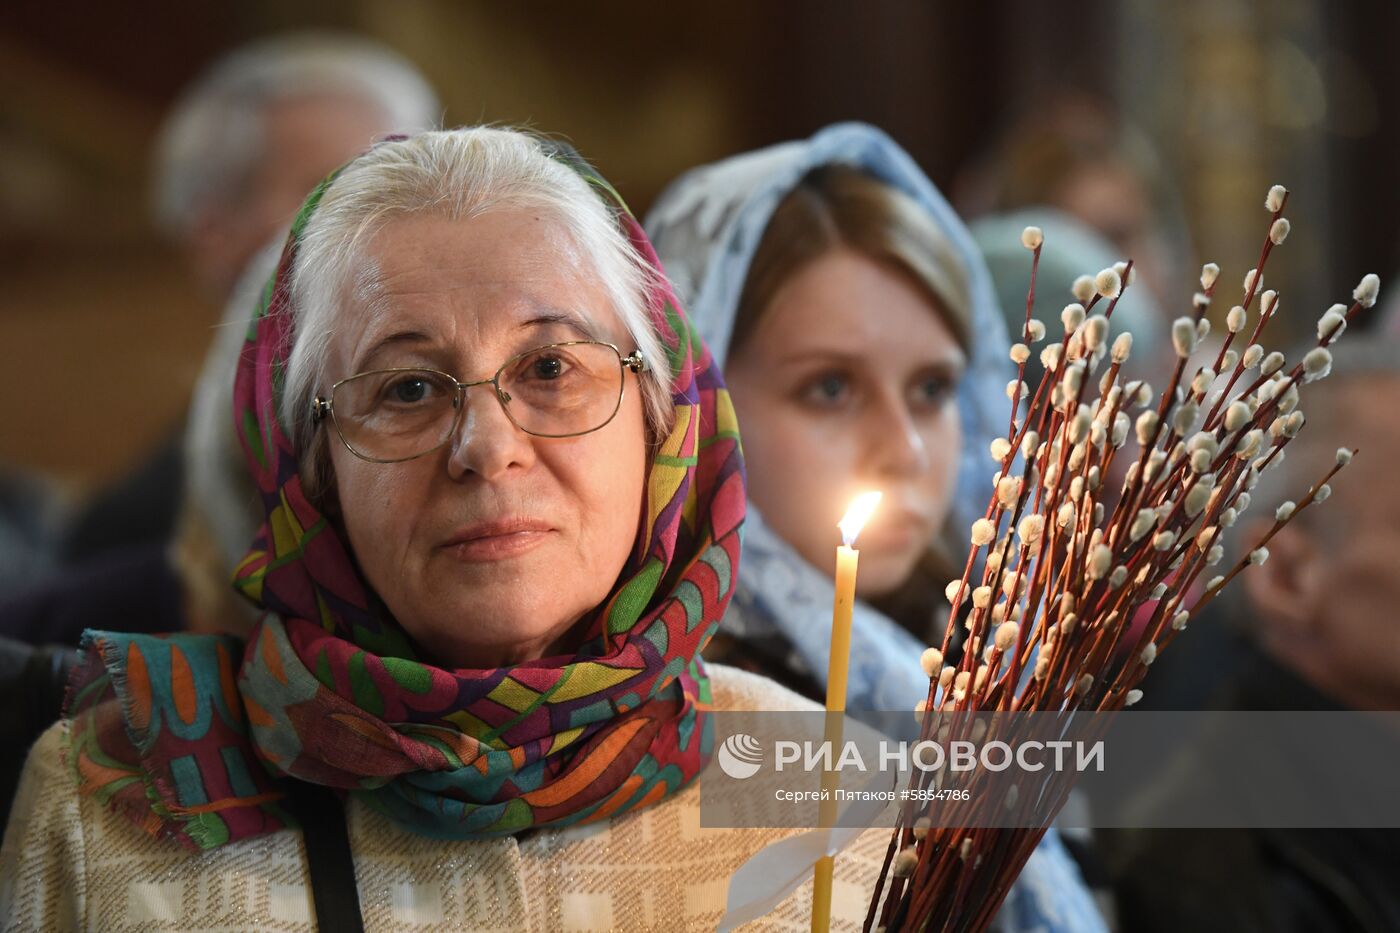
[{"x1": 66, "y1": 131, "x2": 745, "y2": 850}]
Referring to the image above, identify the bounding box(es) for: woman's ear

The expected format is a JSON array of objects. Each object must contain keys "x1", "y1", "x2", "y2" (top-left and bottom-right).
[{"x1": 1240, "y1": 518, "x2": 1326, "y2": 652}]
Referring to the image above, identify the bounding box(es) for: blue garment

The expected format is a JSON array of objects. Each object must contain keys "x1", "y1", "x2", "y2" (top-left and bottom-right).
[{"x1": 645, "y1": 122, "x2": 1108, "y2": 933}]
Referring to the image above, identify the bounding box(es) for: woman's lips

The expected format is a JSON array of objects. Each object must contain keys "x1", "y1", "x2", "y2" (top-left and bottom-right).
[{"x1": 440, "y1": 519, "x2": 554, "y2": 562}]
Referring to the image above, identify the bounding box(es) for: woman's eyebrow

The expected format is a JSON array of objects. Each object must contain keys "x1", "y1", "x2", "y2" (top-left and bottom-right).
[
  {"x1": 519, "y1": 309, "x2": 599, "y2": 340},
  {"x1": 355, "y1": 331, "x2": 436, "y2": 371},
  {"x1": 770, "y1": 348, "x2": 967, "y2": 375},
  {"x1": 353, "y1": 309, "x2": 600, "y2": 372},
  {"x1": 769, "y1": 347, "x2": 865, "y2": 369},
  {"x1": 913, "y1": 358, "x2": 966, "y2": 377}
]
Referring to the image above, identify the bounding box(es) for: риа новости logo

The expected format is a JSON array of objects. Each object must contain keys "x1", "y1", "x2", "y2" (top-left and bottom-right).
[{"x1": 717, "y1": 733, "x2": 764, "y2": 779}]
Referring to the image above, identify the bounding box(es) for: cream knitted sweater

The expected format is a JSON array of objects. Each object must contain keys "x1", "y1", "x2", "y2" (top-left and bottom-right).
[{"x1": 0, "y1": 664, "x2": 889, "y2": 932}]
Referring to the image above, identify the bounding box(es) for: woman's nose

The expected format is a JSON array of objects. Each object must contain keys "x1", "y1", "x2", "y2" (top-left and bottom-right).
[
  {"x1": 866, "y1": 395, "x2": 930, "y2": 479},
  {"x1": 445, "y1": 387, "x2": 537, "y2": 481}
]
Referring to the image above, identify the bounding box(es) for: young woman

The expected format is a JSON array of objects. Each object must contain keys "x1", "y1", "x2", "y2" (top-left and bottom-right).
[{"x1": 647, "y1": 122, "x2": 1108, "y2": 932}]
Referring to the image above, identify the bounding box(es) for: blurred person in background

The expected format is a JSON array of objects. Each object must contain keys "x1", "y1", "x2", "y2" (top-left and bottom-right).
[
  {"x1": 153, "y1": 33, "x2": 441, "y2": 302},
  {"x1": 1227, "y1": 339, "x2": 1400, "y2": 715},
  {"x1": 970, "y1": 206, "x2": 1168, "y2": 392},
  {"x1": 169, "y1": 246, "x2": 280, "y2": 638},
  {"x1": 956, "y1": 93, "x2": 1192, "y2": 323},
  {"x1": 1103, "y1": 337, "x2": 1400, "y2": 933},
  {"x1": 61, "y1": 32, "x2": 440, "y2": 563},
  {"x1": 646, "y1": 122, "x2": 1109, "y2": 933}
]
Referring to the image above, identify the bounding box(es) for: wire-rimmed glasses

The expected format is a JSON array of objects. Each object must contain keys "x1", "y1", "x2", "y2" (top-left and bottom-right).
[{"x1": 311, "y1": 340, "x2": 647, "y2": 463}]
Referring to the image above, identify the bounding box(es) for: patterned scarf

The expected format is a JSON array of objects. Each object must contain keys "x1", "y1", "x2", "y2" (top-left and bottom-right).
[{"x1": 66, "y1": 133, "x2": 745, "y2": 850}]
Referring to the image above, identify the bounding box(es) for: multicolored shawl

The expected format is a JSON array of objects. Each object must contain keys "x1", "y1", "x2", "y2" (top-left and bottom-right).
[{"x1": 66, "y1": 132, "x2": 746, "y2": 850}]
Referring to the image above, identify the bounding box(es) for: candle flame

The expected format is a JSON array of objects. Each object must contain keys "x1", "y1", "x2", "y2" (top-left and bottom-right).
[{"x1": 838, "y1": 491, "x2": 883, "y2": 548}]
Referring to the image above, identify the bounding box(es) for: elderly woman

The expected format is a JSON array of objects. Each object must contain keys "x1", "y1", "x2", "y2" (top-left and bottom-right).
[
  {"x1": 0, "y1": 128, "x2": 887, "y2": 930},
  {"x1": 645, "y1": 123, "x2": 1108, "y2": 931}
]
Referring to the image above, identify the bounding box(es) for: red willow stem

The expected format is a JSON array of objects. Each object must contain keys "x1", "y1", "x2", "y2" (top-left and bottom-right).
[{"x1": 1201, "y1": 191, "x2": 1290, "y2": 429}]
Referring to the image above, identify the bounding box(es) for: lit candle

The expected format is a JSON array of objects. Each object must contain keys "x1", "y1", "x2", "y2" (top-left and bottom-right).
[{"x1": 811, "y1": 491, "x2": 882, "y2": 933}]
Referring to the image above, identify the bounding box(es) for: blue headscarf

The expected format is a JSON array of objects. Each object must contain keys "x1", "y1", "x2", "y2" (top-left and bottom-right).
[{"x1": 646, "y1": 123, "x2": 1107, "y2": 933}]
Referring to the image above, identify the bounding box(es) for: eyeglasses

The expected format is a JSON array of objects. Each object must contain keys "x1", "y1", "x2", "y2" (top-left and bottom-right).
[{"x1": 311, "y1": 340, "x2": 647, "y2": 463}]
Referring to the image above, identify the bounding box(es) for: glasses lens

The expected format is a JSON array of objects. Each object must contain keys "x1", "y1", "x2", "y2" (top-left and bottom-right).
[
  {"x1": 499, "y1": 343, "x2": 623, "y2": 437},
  {"x1": 332, "y1": 369, "x2": 459, "y2": 460}
]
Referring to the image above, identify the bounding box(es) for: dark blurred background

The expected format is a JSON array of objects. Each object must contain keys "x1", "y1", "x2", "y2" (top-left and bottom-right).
[{"x1": 1, "y1": 0, "x2": 1396, "y2": 493}]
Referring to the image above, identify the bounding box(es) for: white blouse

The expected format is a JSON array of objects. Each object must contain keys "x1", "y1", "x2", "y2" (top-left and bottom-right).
[{"x1": 0, "y1": 663, "x2": 889, "y2": 931}]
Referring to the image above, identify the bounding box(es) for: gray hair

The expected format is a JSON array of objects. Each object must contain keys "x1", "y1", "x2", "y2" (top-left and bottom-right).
[
  {"x1": 153, "y1": 33, "x2": 441, "y2": 236},
  {"x1": 283, "y1": 126, "x2": 674, "y2": 460},
  {"x1": 1231, "y1": 335, "x2": 1400, "y2": 551}
]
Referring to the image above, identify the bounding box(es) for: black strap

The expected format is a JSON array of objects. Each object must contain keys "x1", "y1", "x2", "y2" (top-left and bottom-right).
[
  {"x1": 288, "y1": 781, "x2": 366, "y2": 932},
  {"x1": 0, "y1": 638, "x2": 79, "y2": 831}
]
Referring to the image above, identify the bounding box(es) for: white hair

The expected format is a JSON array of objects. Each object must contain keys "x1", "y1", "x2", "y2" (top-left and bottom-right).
[
  {"x1": 153, "y1": 32, "x2": 441, "y2": 236},
  {"x1": 1229, "y1": 336, "x2": 1400, "y2": 553},
  {"x1": 283, "y1": 126, "x2": 674, "y2": 459}
]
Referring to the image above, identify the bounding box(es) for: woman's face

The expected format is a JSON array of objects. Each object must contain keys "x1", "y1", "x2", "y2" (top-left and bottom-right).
[
  {"x1": 324, "y1": 211, "x2": 648, "y2": 668},
  {"x1": 725, "y1": 248, "x2": 966, "y2": 596}
]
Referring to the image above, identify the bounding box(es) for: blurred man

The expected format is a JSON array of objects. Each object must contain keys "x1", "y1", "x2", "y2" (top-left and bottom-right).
[
  {"x1": 1106, "y1": 337, "x2": 1400, "y2": 933},
  {"x1": 153, "y1": 33, "x2": 440, "y2": 299},
  {"x1": 1235, "y1": 340, "x2": 1400, "y2": 713}
]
